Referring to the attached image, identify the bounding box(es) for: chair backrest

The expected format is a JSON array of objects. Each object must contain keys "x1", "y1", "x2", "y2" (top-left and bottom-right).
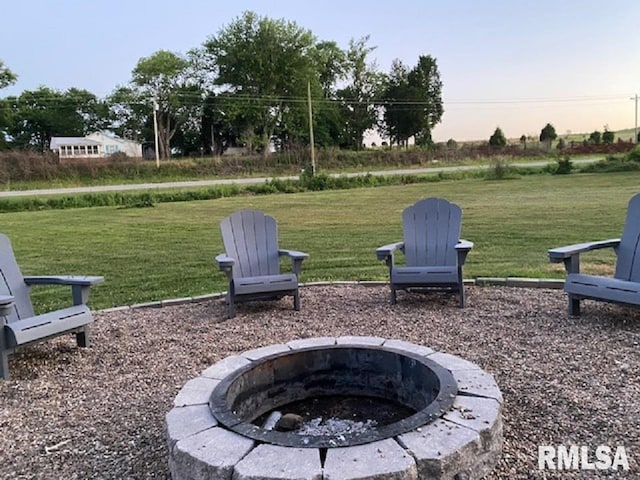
[
  {"x1": 614, "y1": 193, "x2": 640, "y2": 282},
  {"x1": 401, "y1": 197, "x2": 462, "y2": 267},
  {"x1": 0, "y1": 234, "x2": 35, "y2": 322},
  {"x1": 220, "y1": 210, "x2": 281, "y2": 279}
]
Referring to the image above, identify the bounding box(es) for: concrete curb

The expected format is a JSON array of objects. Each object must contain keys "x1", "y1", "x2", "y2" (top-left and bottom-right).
[{"x1": 97, "y1": 277, "x2": 565, "y2": 314}]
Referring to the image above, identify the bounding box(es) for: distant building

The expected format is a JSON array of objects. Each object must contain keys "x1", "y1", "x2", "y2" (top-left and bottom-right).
[{"x1": 50, "y1": 131, "x2": 142, "y2": 159}]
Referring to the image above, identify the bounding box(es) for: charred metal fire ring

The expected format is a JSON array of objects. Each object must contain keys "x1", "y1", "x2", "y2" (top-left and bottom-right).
[{"x1": 208, "y1": 344, "x2": 458, "y2": 448}]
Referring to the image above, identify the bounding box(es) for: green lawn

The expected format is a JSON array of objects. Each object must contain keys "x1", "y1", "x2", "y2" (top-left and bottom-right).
[{"x1": 3, "y1": 171, "x2": 638, "y2": 311}]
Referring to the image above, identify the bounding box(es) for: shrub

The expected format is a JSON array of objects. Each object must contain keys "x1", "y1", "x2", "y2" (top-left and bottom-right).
[
  {"x1": 628, "y1": 146, "x2": 640, "y2": 162},
  {"x1": 486, "y1": 159, "x2": 513, "y2": 180},
  {"x1": 554, "y1": 156, "x2": 573, "y2": 174}
]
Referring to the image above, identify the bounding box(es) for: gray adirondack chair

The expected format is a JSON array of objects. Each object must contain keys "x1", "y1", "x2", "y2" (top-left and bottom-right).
[
  {"x1": 216, "y1": 210, "x2": 309, "y2": 318},
  {"x1": 548, "y1": 192, "x2": 640, "y2": 316},
  {"x1": 376, "y1": 197, "x2": 473, "y2": 307},
  {"x1": 0, "y1": 233, "x2": 104, "y2": 380}
]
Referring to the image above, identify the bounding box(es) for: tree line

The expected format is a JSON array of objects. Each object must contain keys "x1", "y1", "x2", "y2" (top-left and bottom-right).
[
  {"x1": 0, "y1": 11, "x2": 444, "y2": 159},
  {"x1": 489, "y1": 123, "x2": 624, "y2": 150}
]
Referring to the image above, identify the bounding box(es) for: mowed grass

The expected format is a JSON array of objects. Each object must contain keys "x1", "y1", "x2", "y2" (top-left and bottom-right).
[{"x1": 2, "y1": 171, "x2": 638, "y2": 311}]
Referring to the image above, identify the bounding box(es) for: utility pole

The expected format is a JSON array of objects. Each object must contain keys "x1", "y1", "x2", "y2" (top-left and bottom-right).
[
  {"x1": 632, "y1": 94, "x2": 638, "y2": 144},
  {"x1": 307, "y1": 80, "x2": 316, "y2": 175},
  {"x1": 153, "y1": 99, "x2": 160, "y2": 168}
]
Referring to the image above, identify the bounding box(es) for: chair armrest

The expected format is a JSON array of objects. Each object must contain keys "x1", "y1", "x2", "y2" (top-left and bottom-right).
[
  {"x1": 456, "y1": 239, "x2": 474, "y2": 251},
  {"x1": 0, "y1": 295, "x2": 14, "y2": 318},
  {"x1": 24, "y1": 275, "x2": 104, "y2": 286},
  {"x1": 0, "y1": 295, "x2": 15, "y2": 306},
  {"x1": 279, "y1": 249, "x2": 309, "y2": 276},
  {"x1": 215, "y1": 254, "x2": 235, "y2": 270},
  {"x1": 376, "y1": 242, "x2": 404, "y2": 261},
  {"x1": 24, "y1": 275, "x2": 103, "y2": 306},
  {"x1": 548, "y1": 238, "x2": 620, "y2": 275},
  {"x1": 548, "y1": 238, "x2": 621, "y2": 263},
  {"x1": 455, "y1": 239, "x2": 474, "y2": 265},
  {"x1": 278, "y1": 249, "x2": 309, "y2": 261}
]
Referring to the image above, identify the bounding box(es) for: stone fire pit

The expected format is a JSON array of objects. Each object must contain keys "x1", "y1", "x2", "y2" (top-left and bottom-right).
[{"x1": 166, "y1": 336, "x2": 503, "y2": 480}]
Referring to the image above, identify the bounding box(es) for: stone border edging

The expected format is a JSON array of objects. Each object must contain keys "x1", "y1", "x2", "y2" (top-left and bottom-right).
[{"x1": 97, "y1": 277, "x2": 565, "y2": 314}]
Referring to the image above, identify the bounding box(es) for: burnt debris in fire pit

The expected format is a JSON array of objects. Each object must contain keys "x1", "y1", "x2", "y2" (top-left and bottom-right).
[{"x1": 257, "y1": 395, "x2": 416, "y2": 436}]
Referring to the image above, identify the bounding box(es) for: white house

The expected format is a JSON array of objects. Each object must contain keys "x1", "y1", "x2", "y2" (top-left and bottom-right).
[{"x1": 50, "y1": 131, "x2": 142, "y2": 159}]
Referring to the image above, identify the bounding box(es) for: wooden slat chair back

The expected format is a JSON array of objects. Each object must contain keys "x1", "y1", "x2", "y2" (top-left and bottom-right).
[
  {"x1": 548, "y1": 193, "x2": 640, "y2": 316},
  {"x1": 221, "y1": 210, "x2": 281, "y2": 279},
  {"x1": 0, "y1": 233, "x2": 103, "y2": 380},
  {"x1": 0, "y1": 235, "x2": 35, "y2": 322},
  {"x1": 613, "y1": 193, "x2": 640, "y2": 283},
  {"x1": 402, "y1": 198, "x2": 462, "y2": 268},
  {"x1": 216, "y1": 210, "x2": 309, "y2": 318},
  {"x1": 377, "y1": 198, "x2": 473, "y2": 307}
]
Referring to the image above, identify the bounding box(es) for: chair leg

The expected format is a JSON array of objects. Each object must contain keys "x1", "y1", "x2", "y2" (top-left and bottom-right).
[
  {"x1": 76, "y1": 326, "x2": 90, "y2": 348},
  {"x1": 568, "y1": 295, "x2": 580, "y2": 316},
  {"x1": 227, "y1": 292, "x2": 236, "y2": 319},
  {"x1": 390, "y1": 287, "x2": 397, "y2": 305},
  {"x1": 293, "y1": 290, "x2": 301, "y2": 311},
  {"x1": 0, "y1": 349, "x2": 9, "y2": 380},
  {"x1": 459, "y1": 285, "x2": 465, "y2": 308}
]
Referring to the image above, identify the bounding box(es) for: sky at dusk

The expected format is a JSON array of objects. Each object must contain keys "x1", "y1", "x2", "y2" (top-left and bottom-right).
[{"x1": 1, "y1": 0, "x2": 639, "y2": 142}]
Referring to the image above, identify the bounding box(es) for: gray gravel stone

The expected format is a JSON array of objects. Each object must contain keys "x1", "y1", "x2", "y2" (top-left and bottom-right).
[{"x1": 6, "y1": 284, "x2": 637, "y2": 479}]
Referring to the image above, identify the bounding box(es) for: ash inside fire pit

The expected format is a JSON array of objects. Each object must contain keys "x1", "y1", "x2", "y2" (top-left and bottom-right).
[{"x1": 256, "y1": 395, "x2": 416, "y2": 436}]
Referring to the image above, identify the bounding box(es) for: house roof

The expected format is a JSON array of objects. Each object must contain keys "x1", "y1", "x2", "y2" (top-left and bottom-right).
[{"x1": 50, "y1": 137, "x2": 101, "y2": 149}]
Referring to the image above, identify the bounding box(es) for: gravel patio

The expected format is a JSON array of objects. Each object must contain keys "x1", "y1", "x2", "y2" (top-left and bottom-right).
[{"x1": 0, "y1": 284, "x2": 638, "y2": 479}]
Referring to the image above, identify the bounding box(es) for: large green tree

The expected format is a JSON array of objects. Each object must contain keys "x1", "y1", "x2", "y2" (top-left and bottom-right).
[
  {"x1": 204, "y1": 11, "x2": 325, "y2": 156},
  {"x1": 407, "y1": 55, "x2": 443, "y2": 145},
  {"x1": 336, "y1": 36, "x2": 385, "y2": 150},
  {"x1": 0, "y1": 60, "x2": 17, "y2": 90},
  {"x1": 106, "y1": 86, "x2": 150, "y2": 142},
  {"x1": 128, "y1": 50, "x2": 204, "y2": 158},
  {"x1": 3, "y1": 87, "x2": 109, "y2": 151},
  {"x1": 539, "y1": 123, "x2": 557, "y2": 149},
  {"x1": 0, "y1": 60, "x2": 18, "y2": 148},
  {"x1": 382, "y1": 60, "x2": 415, "y2": 147},
  {"x1": 381, "y1": 55, "x2": 443, "y2": 147}
]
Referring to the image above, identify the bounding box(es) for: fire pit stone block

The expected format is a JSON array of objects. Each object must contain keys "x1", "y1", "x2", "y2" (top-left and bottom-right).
[
  {"x1": 169, "y1": 427, "x2": 255, "y2": 480},
  {"x1": 166, "y1": 337, "x2": 503, "y2": 480},
  {"x1": 165, "y1": 404, "x2": 218, "y2": 451},
  {"x1": 234, "y1": 444, "x2": 323, "y2": 480},
  {"x1": 324, "y1": 438, "x2": 418, "y2": 480}
]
